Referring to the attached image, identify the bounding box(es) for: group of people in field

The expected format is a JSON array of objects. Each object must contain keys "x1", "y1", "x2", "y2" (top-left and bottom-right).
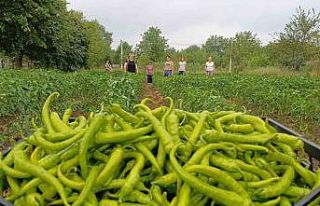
[{"x1": 105, "y1": 52, "x2": 216, "y2": 83}]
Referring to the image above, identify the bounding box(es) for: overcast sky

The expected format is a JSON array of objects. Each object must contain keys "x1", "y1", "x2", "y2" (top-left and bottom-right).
[{"x1": 67, "y1": 0, "x2": 320, "y2": 49}]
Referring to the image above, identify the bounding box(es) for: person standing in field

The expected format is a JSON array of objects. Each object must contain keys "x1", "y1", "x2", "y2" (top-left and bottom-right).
[
  {"x1": 146, "y1": 61, "x2": 154, "y2": 83},
  {"x1": 205, "y1": 56, "x2": 215, "y2": 76},
  {"x1": 178, "y1": 56, "x2": 187, "y2": 75},
  {"x1": 163, "y1": 55, "x2": 174, "y2": 77},
  {"x1": 124, "y1": 52, "x2": 139, "y2": 73},
  {"x1": 105, "y1": 60, "x2": 112, "y2": 72}
]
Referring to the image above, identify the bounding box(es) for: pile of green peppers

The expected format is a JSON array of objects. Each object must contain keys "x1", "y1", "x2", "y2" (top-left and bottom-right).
[{"x1": 0, "y1": 92, "x2": 319, "y2": 206}]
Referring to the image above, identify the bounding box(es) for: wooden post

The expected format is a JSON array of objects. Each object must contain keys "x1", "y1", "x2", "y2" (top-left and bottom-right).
[
  {"x1": 120, "y1": 40, "x2": 123, "y2": 70},
  {"x1": 229, "y1": 40, "x2": 232, "y2": 73}
]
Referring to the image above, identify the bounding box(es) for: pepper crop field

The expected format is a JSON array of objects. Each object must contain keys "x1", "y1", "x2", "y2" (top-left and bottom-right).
[
  {"x1": 0, "y1": 69, "x2": 143, "y2": 146},
  {"x1": 0, "y1": 69, "x2": 320, "y2": 146},
  {"x1": 154, "y1": 74, "x2": 320, "y2": 144}
]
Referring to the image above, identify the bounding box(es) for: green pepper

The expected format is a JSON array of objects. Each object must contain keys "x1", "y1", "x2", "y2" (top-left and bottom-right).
[
  {"x1": 180, "y1": 111, "x2": 208, "y2": 161},
  {"x1": 169, "y1": 144, "x2": 251, "y2": 206},
  {"x1": 205, "y1": 131, "x2": 275, "y2": 144},
  {"x1": 111, "y1": 103, "x2": 140, "y2": 123},
  {"x1": 26, "y1": 193, "x2": 45, "y2": 206},
  {"x1": 62, "y1": 108, "x2": 73, "y2": 124},
  {"x1": 96, "y1": 147, "x2": 124, "y2": 188},
  {"x1": 226, "y1": 124, "x2": 255, "y2": 134},
  {"x1": 95, "y1": 125, "x2": 153, "y2": 144},
  {"x1": 274, "y1": 133, "x2": 304, "y2": 150},
  {"x1": 79, "y1": 115, "x2": 105, "y2": 179},
  {"x1": 265, "y1": 152, "x2": 315, "y2": 187},
  {"x1": 72, "y1": 166, "x2": 101, "y2": 206},
  {"x1": 236, "y1": 114, "x2": 270, "y2": 134},
  {"x1": 14, "y1": 151, "x2": 69, "y2": 206},
  {"x1": 6, "y1": 176, "x2": 20, "y2": 194},
  {"x1": 134, "y1": 104, "x2": 174, "y2": 153},
  {"x1": 34, "y1": 129, "x2": 85, "y2": 151},
  {"x1": 42, "y1": 92, "x2": 59, "y2": 134},
  {"x1": 255, "y1": 166, "x2": 295, "y2": 199},
  {"x1": 119, "y1": 152, "x2": 145, "y2": 200},
  {"x1": 176, "y1": 183, "x2": 191, "y2": 206},
  {"x1": 50, "y1": 112, "x2": 71, "y2": 132}
]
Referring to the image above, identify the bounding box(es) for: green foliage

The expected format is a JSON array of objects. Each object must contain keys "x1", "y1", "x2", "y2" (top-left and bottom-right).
[
  {"x1": 50, "y1": 10, "x2": 89, "y2": 70},
  {"x1": 203, "y1": 35, "x2": 229, "y2": 66},
  {"x1": 0, "y1": 2, "x2": 318, "y2": 72},
  {"x1": 230, "y1": 31, "x2": 262, "y2": 70},
  {"x1": 0, "y1": 1, "x2": 112, "y2": 70},
  {"x1": 84, "y1": 20, "x2": 112, "y2": 68},
  {"x1": 275, "y1": 7, "x2": 320, "y2": 70},
  {"x1": 114, "y1": 41, "x2": 132, "y2": 64},
  {"x1": 154, "y1": 74, "x2": 320, "y2": 143},
  {"x1": 0, "y1": 70, "x2": 143, "y2": 138},
  {"x1": 246, "y1": 53, "x2": 270, "y2": 68},
  {"x1": 173, "y1": 31, "x2": 263, "y2": 70},
  {"x1": 173, "y1": 7, "x2": 319, "y2": 71},
  {"x1": 136, "y1": 27, "x2": 169, "y2": 62},
  {"x1": 0, "y1": 0, "x2": 69, "y2": 67},
  {"x1": 180, "y1": 45, "x2": 207, "y2": 64}
]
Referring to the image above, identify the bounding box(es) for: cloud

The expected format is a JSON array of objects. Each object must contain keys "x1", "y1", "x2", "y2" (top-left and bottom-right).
[{"x1": 67, "y1": 0, "x2": 320, "y2": 49}]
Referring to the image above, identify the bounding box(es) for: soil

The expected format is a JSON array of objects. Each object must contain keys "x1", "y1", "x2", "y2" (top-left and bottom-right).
[
  {"x1": 72, "y1": 110, "x2": 87, "y2": 118},
  {"x1": 140, "y1": 82, "x2": 167, "y2": 109},
  {"x1": 0, "y1": 118, "x2": 9, "y2": 135},
  {"x1": 0, "y1": 115, "x2": 19, "y2": 151}
]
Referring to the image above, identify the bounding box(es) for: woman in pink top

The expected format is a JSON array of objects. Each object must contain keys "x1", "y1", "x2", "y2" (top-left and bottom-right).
[{"x1": 146, "y1": 61, "x2": 154, "y2": 83}]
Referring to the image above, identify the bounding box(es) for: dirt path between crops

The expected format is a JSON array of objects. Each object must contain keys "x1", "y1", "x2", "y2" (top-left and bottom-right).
[
  {"x1": 140, "y1": 82, "x2": 167, "y2": 109},
  {"x1": 0, "y1": 116, "x2": 19, "y2": 151}
]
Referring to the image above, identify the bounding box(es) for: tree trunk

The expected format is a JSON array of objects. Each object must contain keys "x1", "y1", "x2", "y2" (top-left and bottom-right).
[
  {"x1": 291, "y1": 42, "x2": 296, "y2": 70},
  {"x1": 1, "y1": 59, "x2": 4, "y2": 69},
  {"x1": 11, "y1": 58, "x2": 15, "y2": 69},
  {"x1": 15, "y1": 53, "x2": 23, "y2": 68},
  {"x1": 27, "y1": 60, "x2": 33, "y2": 68}
]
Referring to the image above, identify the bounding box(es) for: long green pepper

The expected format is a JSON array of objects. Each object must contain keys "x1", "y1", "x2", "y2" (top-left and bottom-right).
[
  {"x1": 13, "y1": 151, "x2": 70, "y2": 206},
  {"x1": 79, "y1": 115, "x2": 105, "y2": 179}
]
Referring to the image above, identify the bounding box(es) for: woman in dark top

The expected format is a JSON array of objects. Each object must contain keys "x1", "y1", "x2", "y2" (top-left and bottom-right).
[{"x1": 124, "y1": 53, "x2": 138, "y2": 73}]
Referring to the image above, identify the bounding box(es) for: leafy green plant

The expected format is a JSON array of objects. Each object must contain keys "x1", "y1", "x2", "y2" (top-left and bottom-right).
[
  {"x1": 0, "y1": 70, "x2": 143, "y2": 139},
  {"x1": 154, "y1": 73, "x2": 320, "y2": 143}
]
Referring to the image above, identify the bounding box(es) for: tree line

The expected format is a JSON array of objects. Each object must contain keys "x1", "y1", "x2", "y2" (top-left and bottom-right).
[
  {"x1": 0, "y1": 2, "x2": 319, "y2": 71},
  {"x1": 115, "y1": 7, "x2": 320, "y2": 71},
  {"x1": 0, "y1": 0, "x2": 112, "y2": 70}
]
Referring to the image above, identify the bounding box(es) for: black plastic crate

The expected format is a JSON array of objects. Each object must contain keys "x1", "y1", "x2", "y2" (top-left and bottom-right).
[
  {"x1": 0, "y1": 118, "x2": 319, "y2": 206},
  {"x1": 265, "y1": 118, "x2": 320, "y2": 206}
]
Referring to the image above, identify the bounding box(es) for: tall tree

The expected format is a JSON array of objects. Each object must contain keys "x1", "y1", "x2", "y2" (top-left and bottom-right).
[
  {"x1": 40, "y1": 10, "x2": 89, "y2": 70},
  {"x1": 114, "y1": 41, "x2": 132, "y2": 64},
  {"x1": 0, "y1": 0, "x2": 90, "y2": 70},
  {"x1": 36, "y1": 10, "x2": 89, "y2": 70},
  {"x1": 230, "y1": 31, "x2": 262, "y2": 69},
  {"x1": 277, "y1": 7, "x2": 320, "y2": 70},
  {"x1": 0, "y1": 0, "x2": 67, "y2": 67},
  {"x1": 60, "y1": 10, "x2": 89, "y2": 70},
  {"x1": 136, "y1": 27, "x2": 169, "y2": 62},
  {"x1": 84, "y1": 20, "x2": 112, "y2": 68},
  {"x1": 181, "y1": 45, "x2": 207, "y2": 64},
  {"x1": 204, "y1": 35, "x2": 229, "y2": 67}
]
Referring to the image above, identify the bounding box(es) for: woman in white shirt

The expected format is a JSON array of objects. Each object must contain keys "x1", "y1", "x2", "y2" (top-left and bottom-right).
[
  {"x1": 205, "y1": 56, "x2": 215, "y2": 76},
  {"x1": 178, "y1": 56, "x2": 187, "y2": 75}
]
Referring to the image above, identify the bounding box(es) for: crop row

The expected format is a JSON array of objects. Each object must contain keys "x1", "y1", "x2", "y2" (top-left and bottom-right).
[
  {"x1": 0, "y1": 70, "x2": 143, "y2": 141},
  {"x1": 154, "y1": 73, "x2": 320, "y2": 143}
]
